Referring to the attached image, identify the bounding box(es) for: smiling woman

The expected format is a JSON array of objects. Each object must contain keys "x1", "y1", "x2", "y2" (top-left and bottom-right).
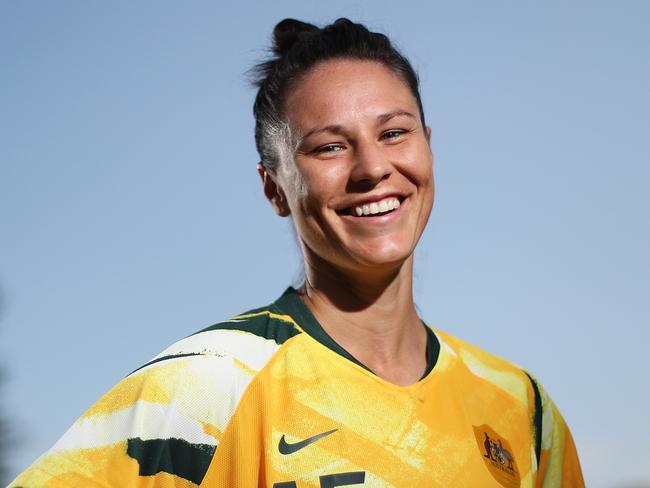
[
  {"x1": 269, "y1": 60, "x2": 434, "y2": 287},
  {"x1": 11, "y1": 18, "x2": 584, "y2": 488}
]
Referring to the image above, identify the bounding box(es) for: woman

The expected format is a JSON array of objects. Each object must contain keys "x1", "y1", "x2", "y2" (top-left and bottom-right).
[{"x1": 12, "y1": 18, "x2": 584, "y2": 487}]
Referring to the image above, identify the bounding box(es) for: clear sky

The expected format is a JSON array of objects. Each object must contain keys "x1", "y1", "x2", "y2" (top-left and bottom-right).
[{"x1": 1, "y1": 1, "x2": 649, "y2": 486}]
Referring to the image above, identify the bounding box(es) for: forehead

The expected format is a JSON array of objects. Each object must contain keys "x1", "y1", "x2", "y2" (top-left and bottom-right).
[{"x1": 284, "y1": 59, "x2": 419, "y2": 132}]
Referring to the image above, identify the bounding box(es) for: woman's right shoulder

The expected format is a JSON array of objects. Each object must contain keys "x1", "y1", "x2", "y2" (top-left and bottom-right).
[
  {"x1": 105, "y1": 301, "x2": 305, "y2": 420},
  {"x1": 9, "y1": 303, "x2": 303, "y2": 488},
  {"x1": 135, "y1": 302, "x2": 303, "y2": 380}
]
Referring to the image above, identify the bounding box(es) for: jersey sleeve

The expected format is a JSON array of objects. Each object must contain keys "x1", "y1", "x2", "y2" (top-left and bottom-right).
[
  {"x1": 10, "y1": 313, "x2": 288, "y2": 488},
  {"x1": 10, "y1": 309, "x2": 294, "y2": 488},
  {"x1": 10, "y1": 353, "x2": 233, "y2": 488},
  {"x1": 529, "y1": 374, "x2": 585, "y2": 488}
]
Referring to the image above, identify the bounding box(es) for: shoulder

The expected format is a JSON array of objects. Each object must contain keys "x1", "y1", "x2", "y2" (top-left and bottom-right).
[
  {"x1": 110, "y1": 300, "x2": 305, "y2": 427},
  {"x1": 432, "y1": 328, "x2": 584, "y2": 483},
  {"x1": 136, "y1": 301, "x2": 303, "y2": 376},
  {"x1": 433, "y1": 328, "x2": 531, "y2": 386},
  {"x1": 432, "y1": 328, "x2": 540, "y2": 430},
  {"x1": 11, "y1": 300, "x2": 303, "y2": 487}
]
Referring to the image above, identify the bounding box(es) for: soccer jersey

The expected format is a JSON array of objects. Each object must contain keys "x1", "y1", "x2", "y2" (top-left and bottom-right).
[{"x1": 11, "y1": 288, "x2": 584, "y2": 487}]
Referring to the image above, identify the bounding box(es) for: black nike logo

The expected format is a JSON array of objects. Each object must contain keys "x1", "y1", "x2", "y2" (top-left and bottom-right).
[{"x1": 278, "y1": 429, "x2": 338, "y2": 455}]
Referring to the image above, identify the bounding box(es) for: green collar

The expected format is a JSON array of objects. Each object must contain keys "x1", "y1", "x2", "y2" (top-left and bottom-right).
[{"x1": 271, "y1": 287, "x2": 440, "y2": 380}]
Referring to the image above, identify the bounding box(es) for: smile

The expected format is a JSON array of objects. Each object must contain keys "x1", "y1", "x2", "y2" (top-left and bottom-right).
[
  {"x1": 353, "y1": 196, "x2": 401, "y2": 216},
  {"x1": 338, "y1": 196, "x2": 403, "y2": 217}
]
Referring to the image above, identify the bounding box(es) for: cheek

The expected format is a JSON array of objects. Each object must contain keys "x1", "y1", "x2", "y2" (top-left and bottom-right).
[
  {"x1": 422, "y1": 167, "x2": 435, "y2": 211},
  {"x1": 278, "y1": 161, "x2": 309, "y2": 210},
  {"x1": 293, "y1": 161, "x2": 347, "y2": 203},
  {"x1": 394, "y1": 144, "x2": 433, "y2": 186},
  {"x1": 279, "y1": 163, "x2": 336, "y2": 234}
]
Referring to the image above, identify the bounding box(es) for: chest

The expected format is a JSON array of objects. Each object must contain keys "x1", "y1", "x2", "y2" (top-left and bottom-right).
[{"x1": 206, "y1": 351, "x2": 534, "y2": 488}]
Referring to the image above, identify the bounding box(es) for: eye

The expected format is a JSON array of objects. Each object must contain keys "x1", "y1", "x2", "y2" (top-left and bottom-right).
[
  {"x1": 381, "y1": 129, "x2": 406, "y2": 141},
  {"x1": 314, "y1": 144, "x2": 345, "y2": 154}
]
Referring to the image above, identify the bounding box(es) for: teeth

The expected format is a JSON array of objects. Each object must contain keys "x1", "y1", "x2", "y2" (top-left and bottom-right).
[{"x1": 352, "y1": 197, "x2": 401, "y2": 216}]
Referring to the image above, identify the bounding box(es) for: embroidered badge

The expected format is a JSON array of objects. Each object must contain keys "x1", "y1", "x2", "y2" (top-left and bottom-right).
[{"x1": 472, "y1": 425, "x2": 520, "y2": 488}]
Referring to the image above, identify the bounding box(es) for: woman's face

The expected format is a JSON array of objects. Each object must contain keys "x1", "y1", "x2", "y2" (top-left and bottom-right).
[{"x1": 264, "y1": 59, "x2": 434, "y2": 274}]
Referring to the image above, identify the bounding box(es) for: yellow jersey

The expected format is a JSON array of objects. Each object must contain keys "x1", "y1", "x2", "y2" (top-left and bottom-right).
[{"x1": 11, "y1": 288, "x2": 584, "y2": 487}]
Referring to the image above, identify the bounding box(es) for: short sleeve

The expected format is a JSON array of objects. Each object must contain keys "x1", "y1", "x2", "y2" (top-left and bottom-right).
[
  {"x1": 528, "y1": 374, "x2": 585, "y2": 488},
  {"x1": 9, "y1": 354, "x2": 238, "y2": 487}
]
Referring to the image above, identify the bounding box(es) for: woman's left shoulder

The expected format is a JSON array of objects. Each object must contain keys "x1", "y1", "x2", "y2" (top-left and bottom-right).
[
  {"x1": 432, "y1": 328, "x2": 529, "y2": 375},
  {"x1": 430, "y1": 327, "x2": 538, "y2": 405}
]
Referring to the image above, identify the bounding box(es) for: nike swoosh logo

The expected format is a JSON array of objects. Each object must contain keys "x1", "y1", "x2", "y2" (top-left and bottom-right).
[{"x1": 278, "y1": 429, "x2": 338, "y2": 455}]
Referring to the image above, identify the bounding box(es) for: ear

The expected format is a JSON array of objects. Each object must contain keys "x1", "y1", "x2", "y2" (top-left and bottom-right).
[{"x1": 257, "y1": 164, "x2": 291, "y2": 217}]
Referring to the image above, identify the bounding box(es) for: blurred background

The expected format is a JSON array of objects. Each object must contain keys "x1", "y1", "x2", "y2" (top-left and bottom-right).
[{"x1": 1, "y1": 1, "x2": 648, "y2": 486}]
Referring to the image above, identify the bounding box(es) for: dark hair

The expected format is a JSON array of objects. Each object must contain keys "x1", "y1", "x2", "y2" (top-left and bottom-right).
[{"x1": 252, "y1": 18, "x2": 426, "y2": 171}]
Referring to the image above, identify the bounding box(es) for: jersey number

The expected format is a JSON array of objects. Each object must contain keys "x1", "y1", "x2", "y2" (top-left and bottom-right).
[{"x1": 274, "y1": 471, "x2": 366, "y2": 487}]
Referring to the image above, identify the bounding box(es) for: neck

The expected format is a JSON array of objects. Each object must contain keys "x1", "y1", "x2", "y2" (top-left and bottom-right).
[{"x1": 300, "y1": 253, "x2": 427, "y2": 386}]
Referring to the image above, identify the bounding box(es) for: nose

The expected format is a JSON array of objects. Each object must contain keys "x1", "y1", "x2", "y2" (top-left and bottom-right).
[{"x1": 349, "y1": 139, "x2": 392, "y2": 186}]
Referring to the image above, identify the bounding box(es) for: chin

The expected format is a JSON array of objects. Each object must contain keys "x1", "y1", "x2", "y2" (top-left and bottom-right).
[{"x1": 344, "y1": 240, "x2": 415, "y2": 270}]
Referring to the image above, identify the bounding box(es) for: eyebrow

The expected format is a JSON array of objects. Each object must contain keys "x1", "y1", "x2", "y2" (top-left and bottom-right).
[
  {"x1": 297, "y1": 110, "x2": 417, "y2": 143},
  {"x1": 298, "y1": 124, "x2": 347, "y2": 143},
  {"x1": 376, "y1": 110, "x2": 417, "y2": 125}
]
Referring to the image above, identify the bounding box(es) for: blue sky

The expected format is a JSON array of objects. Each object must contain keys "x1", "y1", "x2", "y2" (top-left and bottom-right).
[{"x1": 1, "y1": 1, "x2": 649, "y2": 486}]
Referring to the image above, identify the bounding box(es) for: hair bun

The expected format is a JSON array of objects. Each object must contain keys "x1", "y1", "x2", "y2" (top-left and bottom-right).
[{"x1": 272, "y1": 18, "x2": 318, "y2": 55}]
